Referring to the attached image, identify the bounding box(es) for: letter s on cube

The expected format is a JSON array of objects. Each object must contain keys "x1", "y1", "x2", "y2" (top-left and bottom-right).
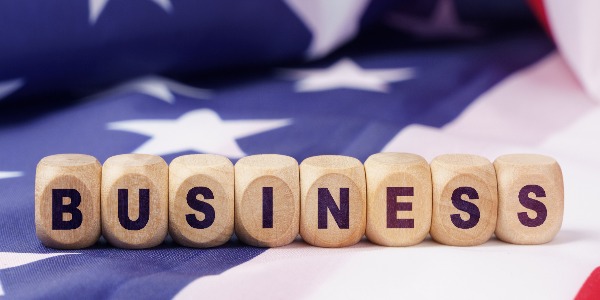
[
  {"x1": 430, "y1": 154, "x2": 498, "y2": 246},
  {"x1": 169, "y1": 154, "x2": 234, "y2": 248},
  {"x1": 494, "y1": 154, "x2": 563, "y2": 244}
]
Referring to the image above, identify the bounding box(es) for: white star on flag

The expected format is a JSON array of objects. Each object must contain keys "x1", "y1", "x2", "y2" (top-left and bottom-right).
[
  {"x1": 89, "y1": 0, "x2": 172, "y2": 24},
  {"x1": 91, "y1": 76, "x2": 211, "y2": 104},
  {"x1": 0, "y1": 69, "x2": 24, "y2": 177},
  {"x1": 107, "y1": 109, "x2": 291, "y2": 158},
  {"x1": 283, "y1": 58, "x2": 414, "y2": 93},
  {"x1": 386, "y1": 0, "x2": 482, "y2": 39},
  {"x1": 0, "y1": 171, "x2": 23, "y2": 180},
  {"x1": 0, "y1": 78, "x2": 24, "y2": 101},
  {"x1": 284, "y1": 0, "x2": 370, "y2": 59},
  {"x1": 0, "y1": 252, "x2": 77, "y2": 296}
]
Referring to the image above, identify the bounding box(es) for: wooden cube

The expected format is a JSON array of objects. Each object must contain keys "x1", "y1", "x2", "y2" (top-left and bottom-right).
[
  {"x1": 35, "y1": 154, "x2": 101, "y2": 249},
  {"x1": 235, "y1": 154, "x2": 299, "y2": 247},
  {"x1": 101, "y1": 154, "x2": 168, "y2": 249},
  {"x1": 430, "y1": 154, "x2": 498, "y2": 246},
  {"x1": 300, "y1": 155, "x2": 366, "y2": 247},
  {"x1": 494, "y1": 154, "x2": 564, "y2": 244},
  {"x1": 364, "y1": 153, "x2": 432, "y2": 246},
  {"x1": 169, "y1": 154, "x2": 234, "y2": 248}
]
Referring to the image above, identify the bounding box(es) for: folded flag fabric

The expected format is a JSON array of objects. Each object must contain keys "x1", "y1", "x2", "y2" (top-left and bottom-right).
[
  {"x1": 0, "y1": 0, "x2": 535, "y2": 103},
  {"x1": 0, "y1": 0, "x2": 598, "y2": 299},
  {"x1": 0, "y1": 0, "x2": 392, "y2": 102},
  {"x1": 529, "y1": 0, "x2": 600, "y2": 100}
]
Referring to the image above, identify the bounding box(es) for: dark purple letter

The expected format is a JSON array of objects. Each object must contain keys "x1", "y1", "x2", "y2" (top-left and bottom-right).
[
  {"x1": 118, "y1": 189, "x2": 150, "y2": 230},
  {"x1": 518, "y1": 185, "x2": 547, "y2": 227},
  {"x1": 52, "y1": 189, "x2": 83, "y2": 230},
  {"x1": 387, "y1": 187, "x2": 414, "y2": 228},
  {"x1": 318, "y1": 188, "x2": 349, "y2": 229},
  {"x1": 262, "y1": 187, "x2": 273, "y2": 228},
  {"x1": 186, "y1": 187, "x2": 215, "y2": 229},
  {"x1": 450, "y1": 187, "x2": 480, "y2": 229}
]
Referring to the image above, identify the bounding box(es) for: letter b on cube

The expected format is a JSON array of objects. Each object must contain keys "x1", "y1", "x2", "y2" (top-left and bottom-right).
[{"x1": 35, "y1": 154, "x2": 101, "y2": 249}]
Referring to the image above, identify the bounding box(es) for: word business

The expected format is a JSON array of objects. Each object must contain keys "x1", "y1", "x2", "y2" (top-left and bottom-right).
[{"x1": 35, "y1": 153, "x2": 563, "y2": 249}]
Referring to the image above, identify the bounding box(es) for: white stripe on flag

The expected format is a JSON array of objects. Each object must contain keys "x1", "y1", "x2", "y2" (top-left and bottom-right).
[
  {"x1": 382, "y1": 52, "x2": 595, "y2": 159},
  {"x1": 0, "y1": 252, "x2": 78, "y2": 298},
  {"x1": 544, "y1": 0, "x2": 600, "y2": 100}
]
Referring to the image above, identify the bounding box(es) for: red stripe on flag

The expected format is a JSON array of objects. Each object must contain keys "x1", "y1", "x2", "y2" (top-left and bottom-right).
[
  {"x1": 527, "y1": 0, "x2": 552, "y2": 35},
  {"x1": 576, "y1": 267, "x2": 600, "y2": 299}
]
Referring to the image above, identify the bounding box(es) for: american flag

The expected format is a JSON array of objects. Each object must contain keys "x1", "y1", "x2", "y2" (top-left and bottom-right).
[{"x1": 0, "y1": 0, "x2": 598, "y2": 298}]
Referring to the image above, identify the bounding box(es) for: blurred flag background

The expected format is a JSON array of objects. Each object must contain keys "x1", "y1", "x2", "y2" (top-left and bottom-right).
[{"x1": 0, "y1": 0, "x2": 599, "y2": 298}]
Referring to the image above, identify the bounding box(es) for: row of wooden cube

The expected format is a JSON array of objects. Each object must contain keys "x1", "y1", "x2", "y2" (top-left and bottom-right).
[{"x1": 35, "y1": 153, "x2": 563, "y2": 249}]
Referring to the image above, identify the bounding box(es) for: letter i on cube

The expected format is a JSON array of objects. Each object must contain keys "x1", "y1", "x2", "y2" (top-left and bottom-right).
[{"x1": 234, "y1": 154, "x2": 300, "y2": 247}]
